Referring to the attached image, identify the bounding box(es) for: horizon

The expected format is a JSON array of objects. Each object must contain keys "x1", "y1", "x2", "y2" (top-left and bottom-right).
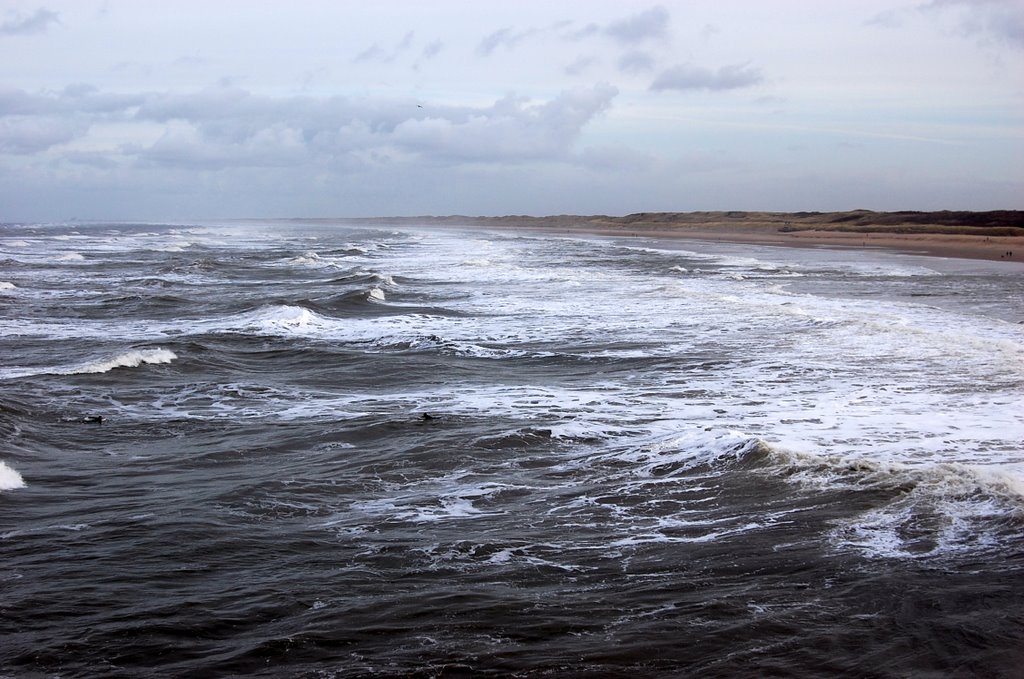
[
  {"x1": 2, "y1": 1, "x2": 1022, "y2": 221},
  {"x1": 10, "y1": 206, "x2": 1024, "y2": 225},
  {"x1": 10, "y1": 206, "x2": 1020, "y2": 228}
]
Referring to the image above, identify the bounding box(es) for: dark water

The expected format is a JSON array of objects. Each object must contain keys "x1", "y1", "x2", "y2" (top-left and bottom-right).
[{"x1": 2, "y1": 221, "x2": 1024, "y2": 677}]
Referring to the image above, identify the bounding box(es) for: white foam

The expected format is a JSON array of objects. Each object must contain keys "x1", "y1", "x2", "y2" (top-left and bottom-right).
[
  {"x1": 829, "y1": 483, "x2": 1012, "y2": 560},
  {"x1": 1, "y1": 347, "x2": 179, "y2": 380},
  {"x1": 367, "y1": 287, "x2": 386, "y2": 303},
  {"x1": 237, "y1": 305, "x2": 325, "y2": 333},
  {"x1": 577, "y1": 429, "x2": 766, "y2": 479},
  {"x1": 0, "y1": 282, "x2": 15, "y2": 291},
  {"x1": 287, "y1": 251, "x2": 327, "y2": 267},
  {"x1": 350, "y1": 479, "x2": 520, "y2": 524},
  {"x1": 153, "y1": 242, "x2": 190, "y2": 253},
  {"x1": 609, "y1": 521, "x2": 766, "y2": 547},
  {"x1": 67, "y1": 348, "x2": 177, "y2": 375},
  {"x1": 372, "y1": 273, "x2": 398, "y2": 287},
  {"x1": 0, "y1": 461, "x2": 25, "y2": 491}
]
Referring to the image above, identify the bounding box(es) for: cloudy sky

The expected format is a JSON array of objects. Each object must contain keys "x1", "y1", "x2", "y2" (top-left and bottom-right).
[{"x1": 1, "y1": 1, "x2": 1022, "y2": 221}]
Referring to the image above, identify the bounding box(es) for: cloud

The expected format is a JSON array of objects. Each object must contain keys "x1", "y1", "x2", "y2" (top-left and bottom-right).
[
  {"x1": 865, "y1": 9, "x2": 905, "y2": 28},
  {"x1": 353, "y1": 43, "x2": 388, "y2": 63},
  {"x1": 563, "y1": 22, "x2": 600, "y2": 41},
  {"x1": 421, "y1": 39, "x2": 444, "y2": 60},
  {"x1": 0, "y1": 7, "x2": 60, "y2": 36},
  {"x1": 650, "y1": 63, "x2": 764, "y2": 92},
  {"x1": 476, "y1": 27, "x2": 537, "y2": 56},
  {"x1": 618, "y1": 50, "x2": 656, "y2": 74},
  {"x1": 920, "y1": 0, "x2": 1024, "y2": 48},
  {"x1": 604, "y1": 5, "x2": 669, "y2": 44},
  {"x1": 0, "y1": 115, "x2": 83, "y2": 153},
  {"x1": 564, "y1": 55, "x2": 597, "y2": 76},
  {"x1": 478, "y1": 6, "x2": 670, "y2": 61},
  {"x1": 133, "y1": 123, "x2": 308, "y2": 169},
  {"x1": 0, "y1": 83, "x2": 619, "y2": 173},
  {"x1": 354, "y1": 31, "x2": 417, "y2": 63},
  {"x1": 391, "y1": 84, "x2": 618, "y2": 163},
  {"x1": 0, "y1": 84, "x2": 140, "y2": 153}
]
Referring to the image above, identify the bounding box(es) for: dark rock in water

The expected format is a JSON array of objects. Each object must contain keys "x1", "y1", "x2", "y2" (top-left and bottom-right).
[
  {"x1": 81, "y1": 415, "x2": 104, "y2": 424},
  {"x1": 419, "y1": 413, "x2": 437, "y2": 421}
]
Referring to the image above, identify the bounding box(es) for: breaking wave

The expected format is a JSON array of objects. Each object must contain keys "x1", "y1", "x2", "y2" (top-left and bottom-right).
[
  {"x1": 65, "y1": 348, "x2": 178, "y2": 375},
  {"x1": 0, "y1": 461, "x2": 25, "y2": 491}
]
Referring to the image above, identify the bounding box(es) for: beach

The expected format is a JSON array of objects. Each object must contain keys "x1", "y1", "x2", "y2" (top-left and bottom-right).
[{"x1": 311, "y1": 210, "x2": 1024, "y2": 263}]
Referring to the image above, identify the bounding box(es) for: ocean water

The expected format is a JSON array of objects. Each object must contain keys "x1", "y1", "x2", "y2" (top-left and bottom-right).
[{"x1": 1, "y1": 220, "x2": 1023, "y2": 677}]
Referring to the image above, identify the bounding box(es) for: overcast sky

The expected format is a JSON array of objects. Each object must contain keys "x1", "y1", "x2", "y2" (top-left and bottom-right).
[{"x1": 1, "y1": 1, "x2": 1022, "y2": 221}]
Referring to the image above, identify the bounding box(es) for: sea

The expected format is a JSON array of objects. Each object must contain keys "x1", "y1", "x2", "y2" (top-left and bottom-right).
[{"x1": 1, "y1": 220, "x2": 1023, "y2": 678}]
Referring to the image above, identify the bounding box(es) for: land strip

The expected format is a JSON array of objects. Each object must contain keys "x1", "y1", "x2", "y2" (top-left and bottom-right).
[{"x1": 279, "y1": 210, "x2": 1024, "y2": 262}]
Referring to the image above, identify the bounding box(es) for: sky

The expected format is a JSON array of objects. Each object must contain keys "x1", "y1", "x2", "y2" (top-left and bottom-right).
[{"x1": 1, "y1": 1, "x2": 1022, "y2": 221}]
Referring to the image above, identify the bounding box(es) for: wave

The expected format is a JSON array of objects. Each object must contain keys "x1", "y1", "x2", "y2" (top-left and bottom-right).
[
  {"x1": 573, "y1": 427, "x2": 1024, "y2": 561},
  {"x1": 350, "y1": 478, "x2": 526, "y2": 524},
  {"x1": 66, "y1": 348, "x2": 178, "y2": 375},
  {"x1": 580, "y1": 429, "x2": 770, "y2": 478},
  {"x1": 286, "y1": 251, "x2": 329, "y2": 267},
  {"x1": 0, "y1": 348, "x2": 179, "y2": 380},
  {"x1": 0, "y1": 281, "x2": 15, "y2": 291},
  {"x1": 151, "y1": 242, "x2": 191, "y2": 253},
  {"x1": 756, "y1": 445, "x2": 1024, "y2": 560},
  {"x1": 234, "y1": 304, "x2": 326, "y2": 333},
  {"x1": 368, "y1": 333, "x2": 553, "y2": 360},
  {"x1": 0, "y1": 461, "x2": 25, "y2": 491},
  {"x1": 285, "y1": 247, "x2": 377, "y2": 268}
]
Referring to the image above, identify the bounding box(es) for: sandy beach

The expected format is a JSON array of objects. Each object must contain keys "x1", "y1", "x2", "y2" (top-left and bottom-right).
[
  {"x1": 543, "y1": 224, "x2": 1024, "y2": 263},
  {"x1": 310, "y1": 210, "x2": 1024, "y2": 263}
]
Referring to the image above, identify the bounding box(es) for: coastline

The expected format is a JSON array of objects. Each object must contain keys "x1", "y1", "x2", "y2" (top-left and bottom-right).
[
  {"x1": 274, "y1": 211, "x2": 1024, "y2": 264},
  {"x1": 526, "y1": 224, "x2": 1024, "y2": 263}
]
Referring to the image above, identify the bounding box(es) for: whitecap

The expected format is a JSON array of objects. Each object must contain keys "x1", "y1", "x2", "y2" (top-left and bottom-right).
[
  {"x1": 239, "y1": 304, "x2": 323, "y2": 332},
  {"x1": 582, "y1": 429, "x2": 767, "y2": 478},
  {"x1": 66, "y1": 348, "x2": 178, "y2": 375},
  {"x1": 153, "y1": 242, "x2": 190, "y2": 253},
  {"x1": 0, "y1": 461, "x2": 25, "y2": 491},
  {"x1": 373, "y1": 273, "x2": 398, "y2": 287},
  {"x1": 0, "y1": 282, "x2": 16, "y2": 291},
  {"x1": 828, "y1": 486, "x2": 1012, "y2": 561},
  {"x1": 287, "y1": 251, "x2": 325, "y2": 266}
]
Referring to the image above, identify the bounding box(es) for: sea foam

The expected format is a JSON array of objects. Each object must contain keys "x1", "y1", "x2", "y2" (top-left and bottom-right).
[
  {"x1": 0, "y1": 461, "x2": 25, "y2": 491},
  {"x1": 67, "y1": 348, "x2": 178, "y2": 375}
]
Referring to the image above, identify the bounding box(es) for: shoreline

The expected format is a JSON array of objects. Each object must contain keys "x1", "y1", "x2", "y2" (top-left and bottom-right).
[
  {"x1": 527, "y1": 224, "x2": 1024, "y2": 263},
  {"x1": 267, "y1": 210, "x2": 1024, "y2": 263}
]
